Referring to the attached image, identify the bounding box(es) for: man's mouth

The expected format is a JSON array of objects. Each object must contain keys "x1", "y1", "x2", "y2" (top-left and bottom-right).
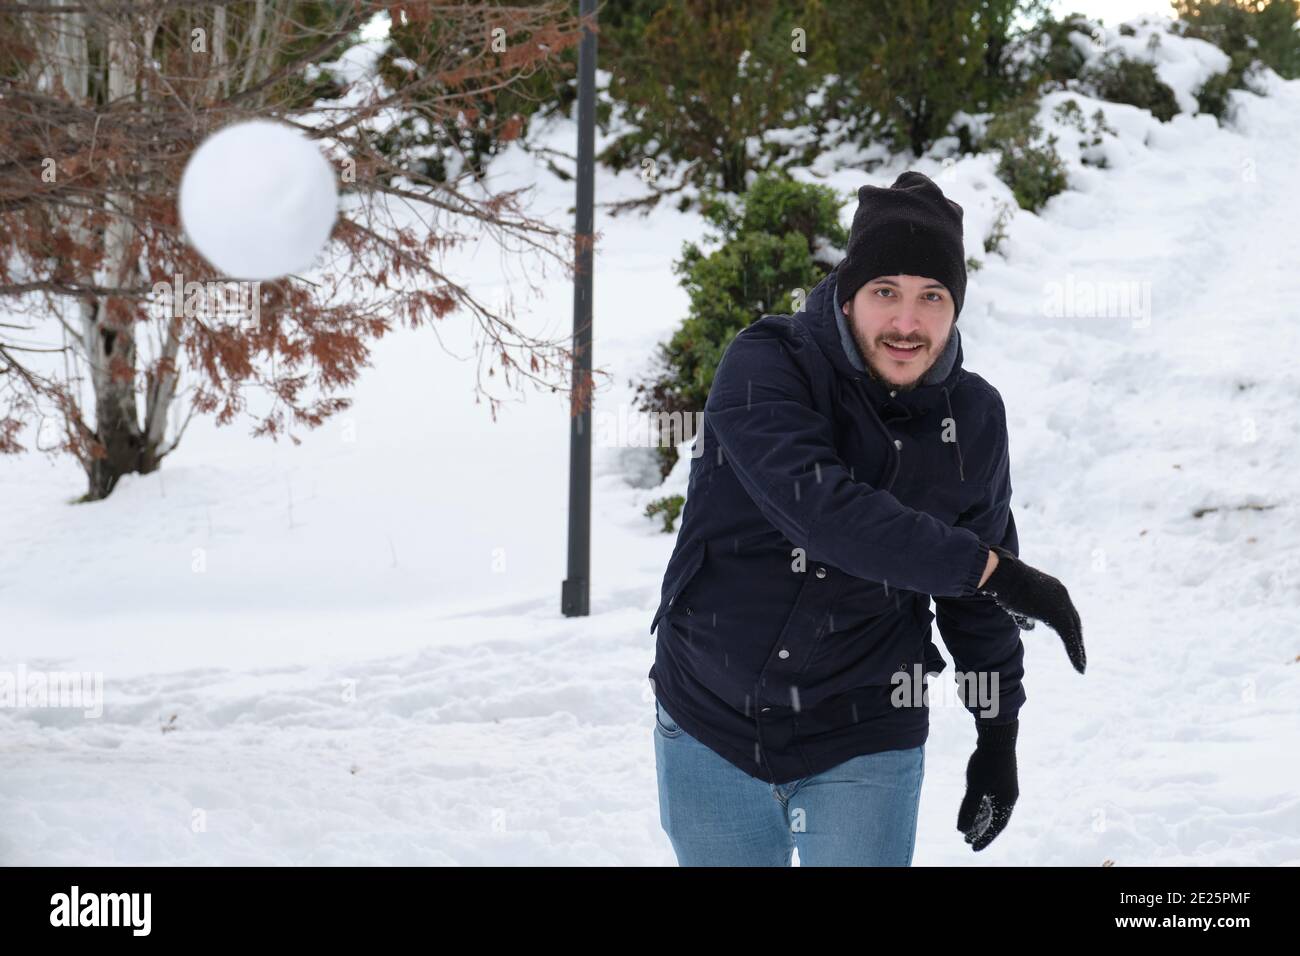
[{"x1": 881, "y1": 338, "x2": 926, "y2": 361}]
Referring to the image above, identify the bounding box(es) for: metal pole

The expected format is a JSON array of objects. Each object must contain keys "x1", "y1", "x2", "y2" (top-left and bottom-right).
[{"x1": 562, "y1": 0, "x2": 596, "y2": 617}]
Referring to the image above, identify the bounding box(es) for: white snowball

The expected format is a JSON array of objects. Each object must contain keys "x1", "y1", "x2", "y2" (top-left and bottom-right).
[{"x1": 179, "y1": 120, "x2": 339, "y2": 280}]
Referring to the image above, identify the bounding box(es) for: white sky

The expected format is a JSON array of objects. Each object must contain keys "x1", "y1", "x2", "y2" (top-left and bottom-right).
[{"x1": 1055, "y1": 0, "x2": 1177, "y2": 25}]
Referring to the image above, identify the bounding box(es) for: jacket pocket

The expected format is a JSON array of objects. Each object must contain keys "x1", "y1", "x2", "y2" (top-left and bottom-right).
[{"x1": 650, "y1": 539, "x2": 707, "y2": 635}]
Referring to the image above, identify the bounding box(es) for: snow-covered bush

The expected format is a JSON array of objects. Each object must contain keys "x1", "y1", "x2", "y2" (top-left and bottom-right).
[
  {"x1": 979, "y1": 96, "x2": 1069, "y2": 211},
  {"x1": 633, "y1": 171, "x2": 846, "y2": 481},
  {"x1": 1080, "y1": 52, "x2": 1181, "y2": 123}
]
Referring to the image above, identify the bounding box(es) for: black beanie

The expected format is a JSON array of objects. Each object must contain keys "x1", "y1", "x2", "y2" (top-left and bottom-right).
[{"x1": 835, "y1": 170, "x2": 967, "y2": 321}]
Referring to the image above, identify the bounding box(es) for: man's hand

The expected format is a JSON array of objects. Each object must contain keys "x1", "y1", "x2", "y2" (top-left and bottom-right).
[
  {"x1": 978, "y1": 545, "x2": 1085, "y2": 673},
  {"x1": 957, "y1": 719, "x2": 1019, "y2": 851}
]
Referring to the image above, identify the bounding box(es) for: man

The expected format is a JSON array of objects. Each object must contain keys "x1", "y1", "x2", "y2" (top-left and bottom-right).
[{"x1": 648, "y1": 170, "x2": 1085, "y2": 866}]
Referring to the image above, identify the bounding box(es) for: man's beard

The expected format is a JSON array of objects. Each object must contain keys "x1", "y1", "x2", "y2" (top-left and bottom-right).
[{"x1": 852, "y1": 324, "x2": 949, "y2": 393}]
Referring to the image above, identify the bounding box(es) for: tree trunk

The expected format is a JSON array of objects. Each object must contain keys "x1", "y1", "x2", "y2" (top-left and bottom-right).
[
  {"x1": 82, "y1": 297, "x2": 163, "y2": 501},
  {"x1": 79, "y1": 21, "x2": 163, "y2": 501}
]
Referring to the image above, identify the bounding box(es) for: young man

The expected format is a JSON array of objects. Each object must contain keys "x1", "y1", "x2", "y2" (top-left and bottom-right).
[{"x1": 648, "y1": 170, "x2": 1085, "y2": 866}]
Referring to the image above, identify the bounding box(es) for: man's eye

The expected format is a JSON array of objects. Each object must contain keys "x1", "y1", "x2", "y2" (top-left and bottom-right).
[{"x1": 874, "y1": 288, "x2": 893, "y2": 297}]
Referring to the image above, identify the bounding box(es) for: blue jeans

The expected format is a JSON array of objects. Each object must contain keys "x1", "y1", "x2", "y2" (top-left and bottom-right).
[{"x1": 653, "y1": 697, "x2": 924, "y2": 866}]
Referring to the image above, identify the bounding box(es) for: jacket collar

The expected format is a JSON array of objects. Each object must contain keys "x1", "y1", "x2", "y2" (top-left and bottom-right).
[{"x1": 797, "y1": 266, "x2": 963, "y2": 416}]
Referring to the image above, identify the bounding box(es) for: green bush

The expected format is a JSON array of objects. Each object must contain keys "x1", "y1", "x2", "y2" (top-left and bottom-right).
[
  {"x1": 1248, "y1": 0, "x2": 1300, "y2": 78},
  {"x1": 600, "y1": 0, "x2": 819, "y2": 198},
  {"x1": 983, "y1": 201, "x2": 1015, "y2": 256},
  {"x1": 981, "y1": 96, "x2": 1069, "y2": 212},
  {"x1": 645, "y1": 494, "x2": 686, "y2": 533},
  {"x1": 1174, "y1": 0, "x2": 1300, "y2": 82},
  {"x1": 1080, "y1": 53, "x2": 1181, "y2": 122},
  {"x1": 596, "y1": 2, "x2": 1110, "y2": 198},
  {"x1": 1195, "y1": 68, "x2": 1240, "y2": 121},
  {"x1": 1172, "y1": 0, "x2": 1300, "y2": 124},
  {"x1": 1012, "y1": 8, "x2": 1104, "y2": 91},
  {"x1": 635, "y1": 171, "x2": 847, "y2": 479},
  {"x1": 815, "y1": 0, "x2": 1026, "y2": 157},
  {"x1": 998, "y1": 140, "x2": 1069, "y2": 211},
  {"x1": 1052, "y1": 98, "x2": 1117, "y2": 167}
]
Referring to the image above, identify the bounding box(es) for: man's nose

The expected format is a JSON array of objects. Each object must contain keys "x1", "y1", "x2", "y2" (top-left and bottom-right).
[{"x1": 891, "y1": 304, "x2": 922, "y2": 336}]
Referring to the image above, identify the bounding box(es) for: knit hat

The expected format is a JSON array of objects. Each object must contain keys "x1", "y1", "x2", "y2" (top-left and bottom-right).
[{"x1": 835, "y1": 170, "x2": 967, "y2": 321}]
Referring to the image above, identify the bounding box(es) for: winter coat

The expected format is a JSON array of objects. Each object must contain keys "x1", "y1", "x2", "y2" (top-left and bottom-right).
[{"x1": 647, "y1": 266, "x2": 1026, "y2": 784}]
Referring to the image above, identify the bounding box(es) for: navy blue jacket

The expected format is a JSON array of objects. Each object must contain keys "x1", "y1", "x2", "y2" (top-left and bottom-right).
[{"x1": 647, "y1": 267, "x2": 1026, "y2": 784}]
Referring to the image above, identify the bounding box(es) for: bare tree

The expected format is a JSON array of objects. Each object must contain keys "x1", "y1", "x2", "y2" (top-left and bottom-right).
[{"x1": 0, "y1": 0, "x2": 590, "y2": 499}]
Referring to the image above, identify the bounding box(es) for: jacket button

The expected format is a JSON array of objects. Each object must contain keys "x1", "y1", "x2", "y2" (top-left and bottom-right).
[
  {"x1": 889, "y1": 390, "x2": 897, "y2": 397},
  {"x1": 778, "y1": 649, "x2": 790, "y2": 659},
  {"x1": 761, "y1": 707, "x2": 771, "y2": 713},
  {"x1": 894, "y1": 438, "x2": 903, "y2": 450},
  {"x1": 815, "y1": 566, "x2": 827, "y2": 579}
]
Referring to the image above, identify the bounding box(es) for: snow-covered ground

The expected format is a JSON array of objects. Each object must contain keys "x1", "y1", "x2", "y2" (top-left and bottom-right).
[{"x1": 2, "y1": 18, "x2": 1298, "y2": 865}]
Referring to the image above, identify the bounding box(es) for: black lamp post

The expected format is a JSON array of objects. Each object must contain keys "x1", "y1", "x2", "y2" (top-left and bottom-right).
[{"x1": 561, "y1": 0, "x2": 597, "y2": 617}]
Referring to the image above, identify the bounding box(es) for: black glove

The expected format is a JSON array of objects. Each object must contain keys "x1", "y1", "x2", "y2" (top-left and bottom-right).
[
  {"x1": 957, "y1": 719, "x2": 1019, "y2": 851},
  {"x1": 1005, "y1": 608, "x2": 1035, "y2": 630},
  {"x1": 978, "y1": 544, "x2": 1086, "y2": 674}
]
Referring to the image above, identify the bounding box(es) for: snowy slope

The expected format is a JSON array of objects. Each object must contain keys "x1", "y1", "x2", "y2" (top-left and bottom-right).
[{"x1": 2, "y1": 18, "x2": 1298, "y2": 865}]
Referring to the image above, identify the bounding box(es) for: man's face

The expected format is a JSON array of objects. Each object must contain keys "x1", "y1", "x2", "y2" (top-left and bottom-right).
[{"x1": 842, "y1": 274, "x2": 955, "y2": 390}]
